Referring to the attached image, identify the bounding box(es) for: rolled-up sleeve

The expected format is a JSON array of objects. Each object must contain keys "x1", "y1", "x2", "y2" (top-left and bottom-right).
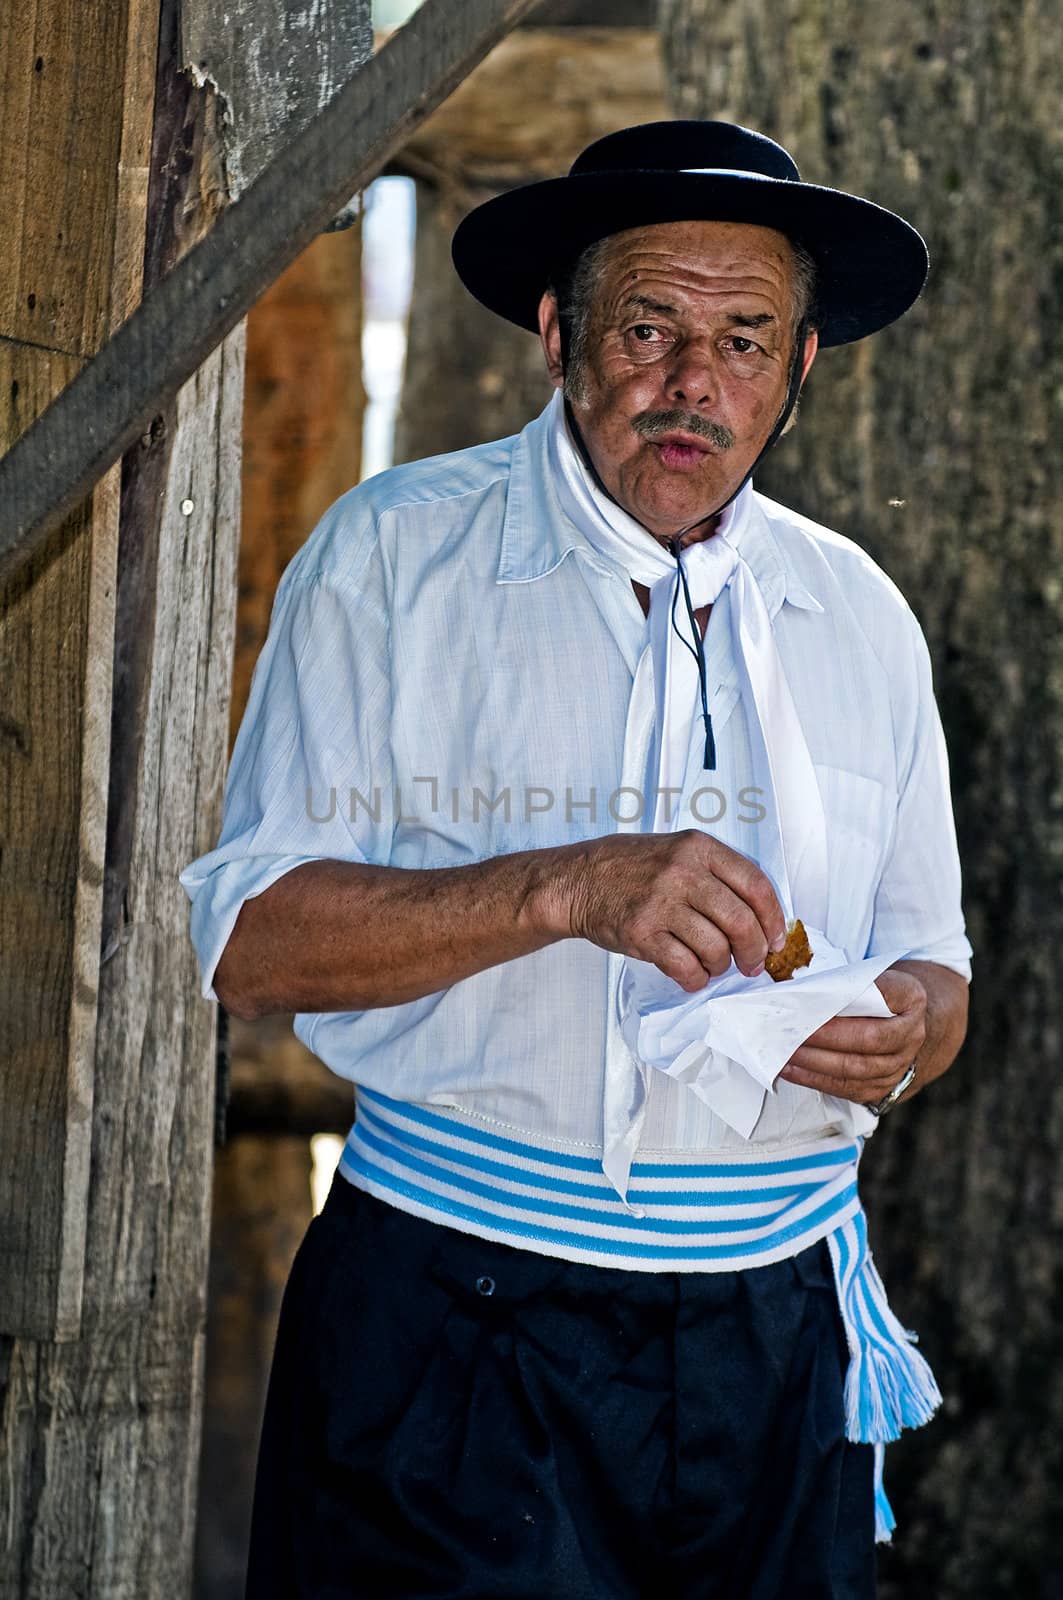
[
  {"x1": 869, "y1": 606, "x2": 973, "y2": 979},
  {"x1": 179, "y1": 536, "x2": 392, "y2": 1002}
]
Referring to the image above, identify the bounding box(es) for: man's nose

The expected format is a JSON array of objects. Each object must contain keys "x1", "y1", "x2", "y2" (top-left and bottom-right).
[{"x1": 664, "y1": 337, "x2": 720, "y2": 408}]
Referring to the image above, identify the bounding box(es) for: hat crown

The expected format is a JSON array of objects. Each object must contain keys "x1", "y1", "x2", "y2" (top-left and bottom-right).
[{"x1": 569, "y1": 120, "x2": 800, "y2": 183}]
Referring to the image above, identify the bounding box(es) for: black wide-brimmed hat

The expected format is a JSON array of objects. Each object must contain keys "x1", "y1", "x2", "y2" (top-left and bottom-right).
[{"x1": 451, "y1": 120, "x2": 928, "y2": 348}]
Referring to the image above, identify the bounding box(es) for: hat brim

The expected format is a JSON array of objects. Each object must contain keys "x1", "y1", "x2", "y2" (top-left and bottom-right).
[{"x1": 451, "y1": 170, "x2": 929, "y2": 348}]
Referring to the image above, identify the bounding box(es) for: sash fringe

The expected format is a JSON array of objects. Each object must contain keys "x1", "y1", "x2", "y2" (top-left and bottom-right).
[{"x1": 827, "y1": 1212, "x2": 943, "y2": 1543}]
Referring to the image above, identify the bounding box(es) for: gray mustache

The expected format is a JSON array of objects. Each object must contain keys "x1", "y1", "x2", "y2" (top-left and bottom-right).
[{"x1": 632, "y1": 410, "x2": 735, "y2": 451}]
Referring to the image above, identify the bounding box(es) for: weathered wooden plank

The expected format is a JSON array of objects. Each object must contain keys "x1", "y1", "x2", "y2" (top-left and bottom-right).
[
  {"x1": 0, "y1": 316, "x2": 249, "y2": 1594},
  {"x1": 0, "y1": 2, "x2": 150, "y2": 357},
  {"x1": 0, "y1": 0, "x2": 247, "y2": 1576},
  {"x1": 180, "y1": 0, "x2": 373, "y2": 198},
  {"x1": 0, "y1": 0, "x2": 544, "y2": 582},
  {"x1": 0, "y1": 0, "x2": 159, "y2": 1342},
  {"x1": 0, "y1": 343, "x2": 82, "y2": 434},
  {"x1": 0, "y1": 475, "x2": 114, "y2": 1343}
]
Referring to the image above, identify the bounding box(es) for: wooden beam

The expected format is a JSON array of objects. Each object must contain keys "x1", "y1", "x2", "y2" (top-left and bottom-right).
[{"x1": 0, "y1": 0, "x2": 542, "y2": 583}]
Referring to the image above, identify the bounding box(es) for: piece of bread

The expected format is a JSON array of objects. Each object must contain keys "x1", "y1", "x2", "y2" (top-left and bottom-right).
[{"x1": 764, "y1": 918, "x2": 813, "y2": 982}]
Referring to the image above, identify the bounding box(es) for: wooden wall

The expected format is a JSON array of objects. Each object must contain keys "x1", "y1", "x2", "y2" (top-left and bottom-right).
[{"x1": 0, "y1": 0, "x2": 158, "y2": 1350}]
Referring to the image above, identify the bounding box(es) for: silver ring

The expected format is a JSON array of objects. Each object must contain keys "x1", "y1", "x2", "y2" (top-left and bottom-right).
[{"x1": 870, "y1": 1062, "x2": 917, "y2": 1118}]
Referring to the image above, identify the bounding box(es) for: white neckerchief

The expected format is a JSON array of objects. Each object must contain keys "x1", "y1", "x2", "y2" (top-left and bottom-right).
[
  {"x1": 547, "y1": 389, "x2": 896, "y2": 1207},
  {"x1": 548, "y1": 387, "x2": 828, "y2": 909}
]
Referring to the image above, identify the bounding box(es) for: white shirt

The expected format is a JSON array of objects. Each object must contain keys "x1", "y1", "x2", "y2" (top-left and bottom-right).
[{"x1": 179, "y1": 396, "x2": 972, "y2": 1154}]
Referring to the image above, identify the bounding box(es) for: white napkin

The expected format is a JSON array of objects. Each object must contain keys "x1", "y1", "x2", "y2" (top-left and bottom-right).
[{"x1": 619, "y1": 925, "x2": 905, "y2": 1142}]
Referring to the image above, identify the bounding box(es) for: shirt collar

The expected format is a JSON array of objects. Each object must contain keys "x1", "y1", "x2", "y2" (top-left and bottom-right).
[
  {"x1": 496, "y1": 394, "x2": 824, "y2": 618},
  {"x1": 496, "y1": 395, "x2": 609, "y2": 583}
]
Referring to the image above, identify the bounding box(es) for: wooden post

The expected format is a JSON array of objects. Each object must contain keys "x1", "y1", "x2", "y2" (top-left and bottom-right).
[
  {"x1": 0, "y1": 0, "x2": 159, "y2": 1346},
  {"x1": 0, "y1": 0, "x2": 237, "y2": 1586},
  {"x1": 0, "y1": 0, "x2": 370, "y2": 1590}
]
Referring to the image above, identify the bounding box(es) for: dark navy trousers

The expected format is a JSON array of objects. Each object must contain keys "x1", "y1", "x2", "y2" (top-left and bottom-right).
[{"x1": 245, "y1": 1176, "x2": 876, "y2": 1598}]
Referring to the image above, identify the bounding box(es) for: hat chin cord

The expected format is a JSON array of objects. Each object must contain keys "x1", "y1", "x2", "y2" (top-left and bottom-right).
[{"x1": 560, "y1": 316, "x2": 809, "y2": 774}]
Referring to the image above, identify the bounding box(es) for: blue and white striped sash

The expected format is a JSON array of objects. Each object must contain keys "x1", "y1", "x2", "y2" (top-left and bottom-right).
[
  {"x1": 341, "y1": 1088, "x2": 940, "y2": 1541},
  {"x1": 342, "y1": 1088, "x2": 861, "y2": 1269}
]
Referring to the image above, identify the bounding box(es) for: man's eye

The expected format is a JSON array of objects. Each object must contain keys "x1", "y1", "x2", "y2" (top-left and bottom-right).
[
  {"x1": 727, "y1": 335, "x2": 760, "y2": 355},
  {"x1": 630, "y1": 324, "x2": 660, "y2": 342}
]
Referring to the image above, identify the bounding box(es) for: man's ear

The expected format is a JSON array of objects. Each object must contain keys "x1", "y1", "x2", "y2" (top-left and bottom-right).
[
  {"x1": 778, "y1": 330, "x2": 820, "y2": 438},
  {"x1": 799, "y1": 327, "x2": 819, "y2": 385},
  {"x1": 538, "y1": 291, "x2": 565, "y2": 389},
  {"x1": 778, "y1": 328, "x2": 819, "y2": 437}
]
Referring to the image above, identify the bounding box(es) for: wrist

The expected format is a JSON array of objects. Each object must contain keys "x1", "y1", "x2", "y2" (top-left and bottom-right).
[{"x1": 518, "y1": 844, "x2": 583, "y2": 941}]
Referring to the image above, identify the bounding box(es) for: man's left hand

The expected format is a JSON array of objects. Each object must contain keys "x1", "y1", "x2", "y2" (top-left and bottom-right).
[{"x1": 777, "y1": 966, "x2": 927, "y2": 1106}]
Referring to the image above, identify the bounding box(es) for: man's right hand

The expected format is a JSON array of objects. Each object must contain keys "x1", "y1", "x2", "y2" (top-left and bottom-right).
[{"x1": 549, "y1": 831, "x2": 787, "y2": 993}]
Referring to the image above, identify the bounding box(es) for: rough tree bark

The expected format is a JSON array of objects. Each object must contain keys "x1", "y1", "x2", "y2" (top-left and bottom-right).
[{"x1": 659, "y1": 4, "x2": 1063, "y2": 1594}]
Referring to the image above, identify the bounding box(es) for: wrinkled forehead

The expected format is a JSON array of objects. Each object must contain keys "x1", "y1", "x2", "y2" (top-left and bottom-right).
[
  {"x1": 598, "y1": 217, "x2": 798, "y2": 277},
  {"x1": 586, "y1": 219, "x2": 801, "y2": 311}
]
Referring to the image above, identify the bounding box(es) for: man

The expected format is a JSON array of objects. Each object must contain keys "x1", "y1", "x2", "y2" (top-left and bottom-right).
[{"x1": 181, "y1": 121, "x2": 972, "y2": 1598}]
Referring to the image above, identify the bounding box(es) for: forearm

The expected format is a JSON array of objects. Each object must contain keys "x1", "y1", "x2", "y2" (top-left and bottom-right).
[
  {"x1": 212, "y1": 826, "x2": 790, "y2": 1021},
  {"x1": 213, "y1": 850, "x2": 575, "y2": 1020},
  {"x1": 890, "y1": 958, "x2": 969, "y2": 1101}
]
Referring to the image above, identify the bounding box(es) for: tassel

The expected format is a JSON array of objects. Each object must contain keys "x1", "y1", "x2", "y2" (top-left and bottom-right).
[
  {"x1": 843, "y1": 1251, "x2": 943, "y2": 1439},
  {"x1": 702, "y1": 711, "x2": 716, "y2": 770},
  {"x1": 827, "y1": 1211, "x2": 944, "y2": 1544}
]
